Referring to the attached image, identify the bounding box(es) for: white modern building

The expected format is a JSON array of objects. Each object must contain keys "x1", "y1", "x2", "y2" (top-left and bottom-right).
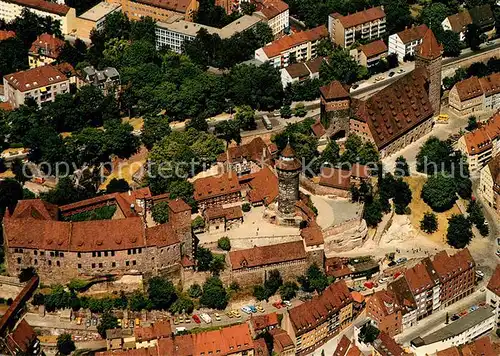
[
  {"x1": 254, "y1": 0, "x2": 289, "y2": 37},
  {"x1": 388, "y1": 24, "x2": 428, "y2": 62},
  {"x1": 410, "y1": 307, "x2": 496, "y2": 356},
  {"x1": 155, "y1": 14, "x2": 262, "y2": 53},
  {"x1": 0, "y1": 0, "x2": 76, "y2": 35},
  {"x1": 486, "y1": 265, "x2": 500, "y2": 327}
]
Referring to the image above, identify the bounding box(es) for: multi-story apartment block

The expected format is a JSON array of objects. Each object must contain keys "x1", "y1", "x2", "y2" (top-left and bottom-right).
[
  {"x1": 72, "y1": 2, "x2": 122, "y2": 41},
  {"x1": 449, "y1": 73, "x2": 500, "y2": 117},
  {"x1": 282, "y1": 281, "x2": 353, "y2": 355},
  {"x1": 387, "y1": 277, "x2": 418, "y2": 331},
  {"x1": 366, "y1": 290, "x2": 403, "y2": 337},
  {"x1": 486, "y1": 264, "x2": 500, "y2": 328},
  {"x1": 480, "y1": 153, "x2": 500, "y2": 215},
  {"x1": 328, "y1": 7, "x2": 386, "y2": 48},
  {"x1": 81, "y1": 66, "x2": 121, "y2": 96},
  {"x1": 28, "y1": 33, "x2": 65, "y2": 68},
  {"x1": 156, "y1": 14, "x2": 262, "y2": 53},
  {"x1": 457, "y1": 112, "x2": 500, "y2": 174},
  {"x1": 254, "y1": 0, "x2": 289, "y2": 37},
  {"x1": 107, "y1": 0, "x2": 198, "y2": 22},
  {"x1": 3, "y1": 65, "x2": 69, "y2": 108},
  {"x1": 254, "y1": 25, "x2": 328, "y2": 68},
  {"x1": 388, "y1": 24, "x2": 428, "y2": 62},
  {"x1": 0, "y1": 0, "x2": 76, "y2": 35},
  {"x1": 405, "y1": 259, "x2": 440, "y2": 320}
]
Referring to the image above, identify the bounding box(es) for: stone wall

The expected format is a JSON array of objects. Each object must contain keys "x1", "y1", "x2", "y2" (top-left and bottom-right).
[
  {"x1": 228, "y1": 259, "x2": 308, "y2": 287},
  {"x1": 299, "y1": 176, "x2": 349, "y2": 198},
  {"x1": 379, "y1": 117, "x2": 433, "y2": 158},
  {"x1": 323, "y1": 218, "x2": 367, "y2": 254}
]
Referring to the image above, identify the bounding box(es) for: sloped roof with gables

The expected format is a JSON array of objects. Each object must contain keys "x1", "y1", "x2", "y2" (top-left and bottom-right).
[
  {"x1": 446, "y1": 10, "x2": 472, "y2": 34},
  {"x1": 416, "y1": 28, "x2": 442, "y2": 60},
  {"x1": 335, "y1": 7, "x2": 386, "y2": 29},
  {"x1": 396, "y1": 24, "x2": 428, "y2": 44},
  {"x1": 229, "y1": 241, "x2": 306, "y2": 270}
]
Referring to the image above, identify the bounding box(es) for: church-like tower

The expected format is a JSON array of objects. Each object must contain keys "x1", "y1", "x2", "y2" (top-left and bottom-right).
[
  {"x1": 415, "y1": 28, "x2": 443, "y2": 115},
  {"x1": 276, "y1": 142, "x2": 301, "y2": 216}
]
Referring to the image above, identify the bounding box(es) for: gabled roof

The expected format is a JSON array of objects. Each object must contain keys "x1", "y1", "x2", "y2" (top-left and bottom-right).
[
  {"x1": 333, "y1": 335, "x2": 351, "y2": 356},
  {"x1": 229, "y1": 241, "x2": 306, "y2": 270},
  {"x1": 4, "y1": 65, "x2": 68, "y2": 92},
  {"x1": 0, "y1": 30, "x2": 15, "y2": 41},
  {"x1": 255, "y1": 0, "x2": 288, "y2": 20},
  {"x1": 486, "y1": 154, "x2": 500, "y2": 187},
  {"x1": 10, "y1": 199, "x2": 58, "y2": 220},
  {"x1": 284, "y1": 62, "x2": 310, "y2": 79},
  {"x1": 134, "y1": 0, "x2": 193, "y2": 13},
  {"x1": 404, "y1": 260, "x2": 435, "y2": 294},
  {"x1": 311, "y1": 120, "x2": 326, "y2": 137},
  {"x1": 334, "y1": 7, "x2": 386, "y2": 29},
  {"x1": 288, "y1": 281, "x2": 353, "y2": 336},
  {"x1": 487, "y1": 264, "x2": 500, "y2": 297},
  {"x1": 396, "y1": 24, "x2": 428, "y2": 44},
  {"x1": 354, "y1": 67, "x2": 433, "y2": 150},
  {"x1": 359, "y1": 39, "x2": 387, "y2": 58},
  {"x1": 462, "y1": 113, "x2": 500, "y2": 155},
  {"x1": 29, "y1": 33, "x2": 65, "y2": 59},
  {"x1": 455, "y1": 76, "x2": 484, "y2": 101},
  {"x1": 5, "y1": 0, "x2": 70, "y2": 15},
  {"x1": 244, "y1": 166, "x2": 279, "y2": 205},
  {"x1": 262, "y1": 26, "x2": 328, "y2": 58},
  {"x1": 320, "y1": 80, "x2": 350, "y2": 100},
  {"x1": 217, "y1": 137, "x2": 271, "y2": 164},
  {"x1": 446, "y1": 10, "x2": 472, "y2": 34},
  {"x1": 193, "y1": 171, "x2": 242, "y2": 201},
  {"x1": 416, "y1": 28, "x2": 442, "y2": 60},
  {"x1": 469, "y1": 5, "x2": 495, "y2": 28},
  {"x1": 373, "y1": 332, "x2": 406, "y2": 356}
]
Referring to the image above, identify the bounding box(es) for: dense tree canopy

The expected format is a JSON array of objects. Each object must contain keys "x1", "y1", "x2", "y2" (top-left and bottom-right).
[
  {"x1": 447, "y1": 214, "x2": 473, "y2": 248},
  {"x1": 421, "y1": 174, "x2": 457, "y2": 212},
  {"x1": 147, "y1": 277, "x2": 178, "y2": 310},
  {"x1": 200, "y1": 276, "x2": 228, "y2": 310}
]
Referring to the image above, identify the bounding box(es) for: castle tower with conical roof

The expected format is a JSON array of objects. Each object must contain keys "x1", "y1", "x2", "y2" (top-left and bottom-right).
[
  {"x1": 275, "y1": 142, "x2": 301, "y2": 217},
  {"x1": 415, "y1": 28, "x2": 443, "y2": 115}
]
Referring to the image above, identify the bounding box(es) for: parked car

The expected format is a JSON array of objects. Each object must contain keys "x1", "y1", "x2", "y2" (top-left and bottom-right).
[
  {"x1": 76, "y1": 317, "x2": 82, "y2": 325},
  {"x1": 451, "y1": 314, "x2": 460, "y2": 321},
  {"x1": 178, "y1": 315, "x2": 184, "y2": 323},
  {"x1": 459, "y1": 310, "x2": 468, "y2": 317},
  {"x1": 135, "y1": 318, "x2": 140, "y2": 327},
  {"x1": 214, "y1": 313, "x2": 221, "y2": 321},
  {"x1": 248, "y1": 305, "x2": 257, "y2": 313},
  {"x1": 192, "y1": 315, "x2": 201, "y2": 324},
  {"x1": 233, "y1": 310, "x2": 241, "y2": 318},
  {"x1": 184, "y1": 315, "x2": 191, "y2": 323},
  {"x1": 476, "y1": 270, "x2": 485, "y2": 278},
  {"x1": 241, "y1": 306, "x2": 252, "y2": 314},
  {"x1": 173, "y1": 317, "x2": 179, "y2": 325},
  {"x1": 469, "y1": 305, "x2": 479, "y2": 312},
  {"x1": 351, "y1": 84, "x2": 359, "y2": 90},
  {"x1": 396, "y1": 257, "x2": 407, "y2": 265},
  {"x1": 256, "y1": 305, "x2": 265, "y2": 313},
  {"x1": 397, "y1": 69, "x2": 404, "y2": 73},
  {"x1": 175, "y1": 327, "x2": 187, "y2": 335},
  {"x1": 91, "y1": 317, "x2": 98, "y2": 326},
  {"x1": 200, "y1": 313, "x2": 212, "y2": 324},
  {"x1": 389, "y1": 71, "x2": 395, "y2": 77}
]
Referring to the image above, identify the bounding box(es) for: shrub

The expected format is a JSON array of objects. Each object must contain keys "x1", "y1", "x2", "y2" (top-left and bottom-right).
[
  {"x1": 420, "y1": 212, "x2": 438, "y2": 234},
  {"x1": 242, "y1": 203, "x2": 251, "y2": 212},
  {"x1": 188, "y1": 283, "x2": 202, "y2": 298},
  {"x1": 217, "y1": 236, "x2": 231, "y2": 251}
]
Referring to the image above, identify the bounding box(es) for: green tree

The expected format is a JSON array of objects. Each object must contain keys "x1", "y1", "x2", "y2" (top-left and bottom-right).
[
  {"x1": 439, "y1": 30, "x2": 462, "y2": 57},
  {"x1": 242, "y1": 203, "x2": 251, "y2": 212},
  {"x1": 279, "y1": 281, "x2": 299, "y2": 301},
  {"x1": 416, "y1": 137, "x2": 454, "y2": 174},
  {"x1": 465, "y1": 23, "x2": 484, "y2": 51},
  {"x1": 467, "y1": 200, "x2": 488, "y2": 236},
  {"x1": 447, "y1": 214, "x2": 473, "y2": 248},
  {"x1": 130, "y1": 16, "x2": 156, "y2": 45},
  {"x1": 41, "y1": 177, "x2": 94, "y2": 206},
  {"x1": 264, "y1": 270, "x2": 283, "y2": 296},
  {"x1": 0, "y1": 37, "x2": 28, "y2": 78},
  {"x1": 320, "y1": 48, "x2": 364, "y2": 84},
  {"x1": 191, "y1": 216, "x2": 205, "y2": 231},
  {"x1": 141, "y1": 115, "x2": 171, "y2": 150},
  {"x1": 280, "y1": 105, "x2": 293, "y2": 119},
  {"x1": 128, "y1": 291, "x2": 151, "y2": 311},
  {"x1": 298, "y1": 264, "x2": 328, "y2": 293},
  {"x1": 97, "y1": 312, "x2": 118, "y2": 338},
  {"x1": 0, "y1": 178, "x2": 23, "y2": 215},
  {"x1": 151, "y1": 201, "x2": 170, "y2": 224},
  {"x1": 420, "y1": 212, "x2": 438, "y2": 233},
  {"x1": 234, "y1": 105, "x2": 256, "y2": 130},
  {"x1": 105, "y1": 178, "x2": 130, "y2": 194},
  {"x1": 394, "y1": 156, "x2": 409, "y2": 177},
  {"x1": 393, "y1": 178, "x2": 412, "y2": 214},
  {"x1": 294, "y1": 103, "x2": 307, "y2": 117},
  {"x1": 188, "y1": 283, "x2": 202, "y2": 298},
  {"x1": 319, "y1": 141, "x2": 340, "y2": 167},
  {"x1": 363, "y1": 198, "x2": 384, "y2": 227},
  {"x1": 253, "y1": 22, "x2": 273, "y2": 46},
  {"x1": 420, "y1": 3, "x2": 451, "y2": 32},
  {"x1": 57, "y1": 333, "x2": 76, "y2": 355},
  {"x1": 169, "y1": 296, "x2": 194, "y2": 314},
  {"x1": 215, "y1": 120, "x2": 241, "y2": 147},
  {"x1": 18, "y1": 267, "x2": 36, "y2": 283},
  {"x1": 147, "y1": 277, "x2": 177, "y2": 310},
  {"x1": 209, "y1": 254, "x2": 226, "y2": 275},
  {"x1": 58, "y1": 39, "x2": 87, "y2": 67},
  {"x1": 200, "y1": 276, "x2": 228, "y2": 310},
  {"x1": 103, "y1": 121, "x2": 140, "y2": 159},
  {"x1": 253, "y1": 285, "x2": 268, "y2": 301},
  {"x1": 196, "y1": 246, "x2": 213, "y2": 271},
  {"x1": 217, "y1": 236, "x2": 231, "y2": 251},
  {"x1": 466, "y1": 116, "x2": 478, "y2": 131},
  {"x1": 358, "y1": 323, "x2": 380, "y2": 344},
  {"x1": 381, "y1": 0, "x2": 412, "y2": 35},
  {"x1": 421, "y1": 174, "x2": 457, "y2": 212}
]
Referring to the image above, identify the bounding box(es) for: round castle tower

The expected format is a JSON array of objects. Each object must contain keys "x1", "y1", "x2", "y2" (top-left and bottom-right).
[{"x1": 275, "y1": 142, "x2": 301, "y2": 216}]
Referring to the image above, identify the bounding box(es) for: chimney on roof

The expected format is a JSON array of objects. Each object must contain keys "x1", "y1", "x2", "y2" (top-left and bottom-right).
[
  {"x1": 128, "y1": 190, "x2": 131, "y2": 196},
  {"x1": 130, "y1": 203, "x2": 135, "y2": 212}
]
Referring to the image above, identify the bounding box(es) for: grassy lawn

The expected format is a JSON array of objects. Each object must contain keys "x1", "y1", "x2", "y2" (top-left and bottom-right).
[
  {"x1": 410, "y1": 4, "x2": 423, "y2": 19},
  {"x1": 406, "y1": 176, "x2": 461, "y2": 245},
  {"x1": 123, "y1": 117, "x2": 144, "y2": 131}
]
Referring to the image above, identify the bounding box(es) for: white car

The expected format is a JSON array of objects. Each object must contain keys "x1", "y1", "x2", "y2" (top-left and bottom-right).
[
  {"x1": 283, "y1": 300, "x2": 292, "y2": 307},
  {"x1": 214, "y1": 313, "x2": 221, "y2": 321},
  {"x1": 241, "y1": 306, "x2": 252, "y2": 314},
  {"x1": 199, "y1": 313, "x2": 212, "y2": 324},
  {"x1": 476, "y1": 270, "x2": 485, "y2": 278}
]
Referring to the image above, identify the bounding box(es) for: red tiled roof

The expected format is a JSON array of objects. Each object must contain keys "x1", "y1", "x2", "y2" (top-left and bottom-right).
[
  {"x1": 461, "y1": 336, "x2": 496, "y2": 356},
  {"x1": 229, "y1": 241, "x2": 306, "y2": 270},
  {"x1": 276, "y1": 144, "x2": 302, "y2": 171},
  {"x1": 404, "y1": 260, "x2": 434, "y2": 293},
  {"x1": 305, "y1": 56, "x2": 325, "y2": 74},
  {"x1": 193, "y1": 171, "x2": 241, "y2": 201},
  {"x1": 134, "y1": 320, "x2": 172, "y2": 342},
  {"x1": 374, "y1": 332, "x2": 406, "y2": 356},
  {"x1": 193, "y1": 323, "x2": 254, "y2": 355},
  {"x1": 479, "y1": 72, "x2": 500, "y2": 97},
  {"x1": 262, "y1": 25, "x2": 328, "y2": 58},
  {"x1": 446, "y1": 10, "x2": 472, "y2": 34},
  {"x1": 396, "y1": 24, "x2": 428, "y2": 44},
  {"x1": 311, "y1": 120, "x2": 326, "y2": 137},
  {"x1": 319, "y1": 167, "x2": 351, "y2": 190},
  {"x1": 217, "y1": 137, "x2": 271, "y2": 164},
  {"x1": 436, "y1": 347, "x2": 461, "y2": 356},
  {"x1": 416, "y1": 28, "x2": 442, "y2": 60},
  {"x1": 134, "y1": 0, "x2": 193, "y2": 12},
  {"x1": 301, "y1": 221, "x2": 324, "y2": 246},
  {"x1": 10, "y1": 199, "x2": 58, "y2": 220},
  {"x1": 5, "y1": 0, "x2": 70, "y2": 15},
  {"x1": 250, "y1": 312, "x2": 279, "y2": 331},
  {"x1": 245, "y1": 166, "x2": 279, "y2": 205},
  {"x1": 333, "y1": 335, "x2": 351, "y2": 356},
  {"x1": 462, "y1": 113, "x2": 500, "y2": 155},
  {"x1": 254, "y1": 338, "x2": 270, "y2": 356},
  {"x1": 6, "y1": 319, "x2": 37, "y2": 353},
  {"x1": 288, "y1": 281, "x2": 353, "y2": 335},
  {"x1": 0, "y1": 102, "x2": 13, "y2": 111},
  {"x1": 320, "y1": 80, "x2": 350, "y2": 100},
  {"x1": 255, "y1": 0, "x2": 288, "y2": 20},
  {"x1": 4, "y1": 65, "x2": 68, "y2": 92},
  {"x1": 269, "y1": 328, "x2": 294, "y2": 353},
  {"x1": 487, "y1": 264, "x2": 500, "y2": 297},
  {"x1": 145, "y1": 223, "x2": 179, "y2": 248},
  {"x1": 431, "y1": 249, "x2": 474, "y2": 283},
  {"x1": 0, "y1": 30, "x2": 15, "y2": 41},
  {"x1": 455, "y1": 76, "x2": 483, "y2": 101},
  {"x1": 204, "y1": 205, "x2": 243, "y2": 220},
  {"x1": 488, "y1": 154, "x2": 500, "y2": 187},
  {"x1": 54, "y1": 62, "x2": 78, "y2": 78},
  {"x1": 284, "y1": 62, "x2": 310, "y2": 79},
  {"x1": 359, "y1": 39, "x2": 387, "y2": 58},
  {"x1": 351, "y1": 291, "x2": 364, "y2": 303},
  {"x1": 29, "y1": 33, "x2": 65, "y2": 59},
  {"x1": 336, "y1": 7, "x2": 385, "y2": 29},
  {"x1": 354, "y1": 67, "x2": 433, "y2": 150},
  {"x1": 168, "y1": 198, "x2": 191, "y2": 213},
  {"x1": 346, "y1": 345, "x2": 362, "y2": 356}
]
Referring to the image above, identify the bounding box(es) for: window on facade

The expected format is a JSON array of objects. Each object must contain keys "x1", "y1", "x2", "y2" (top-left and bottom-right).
[
  {"x1": 34, "y1": 250, "x2": 37, "y2": 256},
  {"x1": 138, "y1": 248, "x2": 142, "y2": 254},
  {"x1": 132, "y1": 260, "x2": 136, "y2": 266},
  {"x1": 92, "y1": 263, "x2": 95, "y2": 268},
  {"x1": 56, "y1": 261, "x2": 60, "y2": 267},
  {"x1": 48, "y1": 260, "x2": 52, "y2": 266},
  {"x1": 60, "y1": 252, "x2": 64, "y2": 258},
  {"x1": 111, "y1": 251, "x2": 115, "y2": 257},
  {"x1": 99, "y1": 263, "x2": 103, "y2": 268},
  {"x1": 50, "y1": 252, "x2": 54, "y2": 257},
  {"x1": 77, "y1": 252, "x2": 81, "y2": 258},
  {"x1": 17, "y1": 257, "x2": 21, "y2": 264},
  {"x1": 126, "y1": 261, "x2": 130, "y2": 266},
  {"x1": 127, "y1": 249, "x2": 131, "y2": 255},
  {"x1": 98, "y1": 251, "x2": 102, "y2": 257},
  {"x1": 40, "y1": 251, "x2": 45, "y2": 256},
  {"x1": 112, "y1": 262, "x2": 116, "y2": 267},
  {"x1": 78, "y1": 264, "x2": 82, "y2": 268},
  {"x1": 92, "y1": 252, "x2": 96, "y2": 257},
  {"x1": 104, "y1": 251, "x2": 108, "y2": 257},
  {"x1": 34, "y1": 259, "x2": 38, "y2": 265}
]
